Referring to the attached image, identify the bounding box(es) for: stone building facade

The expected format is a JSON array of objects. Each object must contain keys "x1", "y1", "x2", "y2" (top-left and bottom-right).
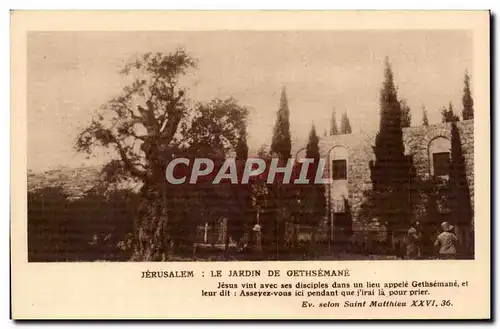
[
  {"x1": 194, "y1": 120, "x2": 474, "y2": 247},
  {"x1": 293, "y1": 119, "x2": 474, "y2": 238}
]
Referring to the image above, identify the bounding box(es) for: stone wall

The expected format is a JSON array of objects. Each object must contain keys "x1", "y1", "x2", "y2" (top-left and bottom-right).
[{"x1": 293, "y1": 120, "x2": 474, "y2": 230}]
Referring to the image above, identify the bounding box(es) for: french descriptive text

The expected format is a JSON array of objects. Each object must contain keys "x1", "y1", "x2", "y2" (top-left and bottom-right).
[
  {"x1": 139, "y1": 268, "x2": 468, "y2": 310},
  {"x1": 202, "y1": 278, "x2": 467, "y2": 309}
]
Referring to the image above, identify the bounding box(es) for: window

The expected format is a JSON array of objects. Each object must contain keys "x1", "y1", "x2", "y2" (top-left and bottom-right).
[
  {"x1": 429, "y1": 136, "x2": 451, "y2": 177},
  {"x1": 331, "y1": 160, "x2": 347, "y2": 180},
  {"x1": 432, "y1": 152, "x2": 450, "y2": 177}
]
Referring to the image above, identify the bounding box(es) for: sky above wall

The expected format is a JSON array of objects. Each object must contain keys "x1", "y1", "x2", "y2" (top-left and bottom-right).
[{"x1": 27, "y1": 30, "x2": 472, "y2": 172}]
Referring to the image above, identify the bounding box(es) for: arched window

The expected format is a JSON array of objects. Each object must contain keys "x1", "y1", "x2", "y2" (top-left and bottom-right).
[{"x1": 428, "y1": 137, "x2": 451, "y2": 177}]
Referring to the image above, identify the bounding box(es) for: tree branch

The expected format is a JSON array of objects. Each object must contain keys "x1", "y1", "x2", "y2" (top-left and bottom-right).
[
  {"x1": 109, "y1": 133, "x2": 149, "y2": 182},
  {"x1": 130, "y1": 130, "x2": 147, "y2": 141},
  {"x1": 158, "y1": 93, "x2": 184, "y2": 138}
]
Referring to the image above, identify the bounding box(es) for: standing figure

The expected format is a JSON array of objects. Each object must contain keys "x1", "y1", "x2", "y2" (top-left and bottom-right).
[
  {"x1": 434, "y1": 222, "x2": 459, "y2": 260},
  {"x1": 405, "y1": 221, "x2": 422, "y2": 259}
]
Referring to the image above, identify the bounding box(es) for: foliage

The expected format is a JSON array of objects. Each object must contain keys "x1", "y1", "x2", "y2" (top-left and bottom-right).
[
  {"x1": 76, "y1": 50, "x2": 249, "y2": 260},
  {"x1": 228, "y1": 127, "x2": 253, "y2": 248},
  {"x1": 292, "y1": 124, "x2": 326, "y2": 225},
  {"x1": 28, "y1": 186, "x2": 139, "y2": 262},
  {"x1": 367, "y1": 59, "x2": 414, "y2": 239},
  {"x1": 267, "y1": 87, "x2": 294, "y2": 250},
  {"x1": 462, "y1": 71, "x2": 474, "y2": 120},
  {"x1": 293, "y1": 124, "x2": 327, "y2": 255},
  {"x1": 76, "y1": 50, "x2": 198, "y2": 185},
  {"x1": 329, "y1": 108, "x2": 339, "y2": 135},
  {"x1": 441, "y1": 102, "x2": 460, "y2": 123},
  {"x1": 340, "y1": 111, "x2": 352, "y2": 134},
  {"x1": 448, "y1": 122, "x2": 473, "y2": 255},
  {"x1": 449, "y1": 123, "x2": 472, "y2": 223},
  {"x1": 177, "y1": 98, "x2": 249, "y2": 158},
  {"x1": 400, "y1": 99, "x2": 411, "y2": 128},
  {"x1": 270, "y1": 88, "x2": 292, "y2": 160},
  {"x1": 422, "y1": 106, "x2": 429, "y2": 126}
]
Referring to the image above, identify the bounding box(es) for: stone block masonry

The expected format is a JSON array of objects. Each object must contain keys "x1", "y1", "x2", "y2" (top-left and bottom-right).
[{"x1": 293, "y1": 120, "x2": 474, "y2": 230}]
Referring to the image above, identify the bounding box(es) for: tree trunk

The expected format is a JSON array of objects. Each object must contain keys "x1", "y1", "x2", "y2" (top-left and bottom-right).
[
  {"x1": 130, "y1": 179, "x2": 171, "y2": 261},
  {"x1": 130, "y1": 212, "x2": 169, "y2": 261}
]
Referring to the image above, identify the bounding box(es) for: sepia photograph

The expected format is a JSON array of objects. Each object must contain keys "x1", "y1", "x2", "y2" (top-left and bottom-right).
[
  {"x1": 11, "y1": 10, "x2": 491, "y2": 320},
  {"x1": 27, "y1": 29, "x2": 476, "y2": 263}
]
